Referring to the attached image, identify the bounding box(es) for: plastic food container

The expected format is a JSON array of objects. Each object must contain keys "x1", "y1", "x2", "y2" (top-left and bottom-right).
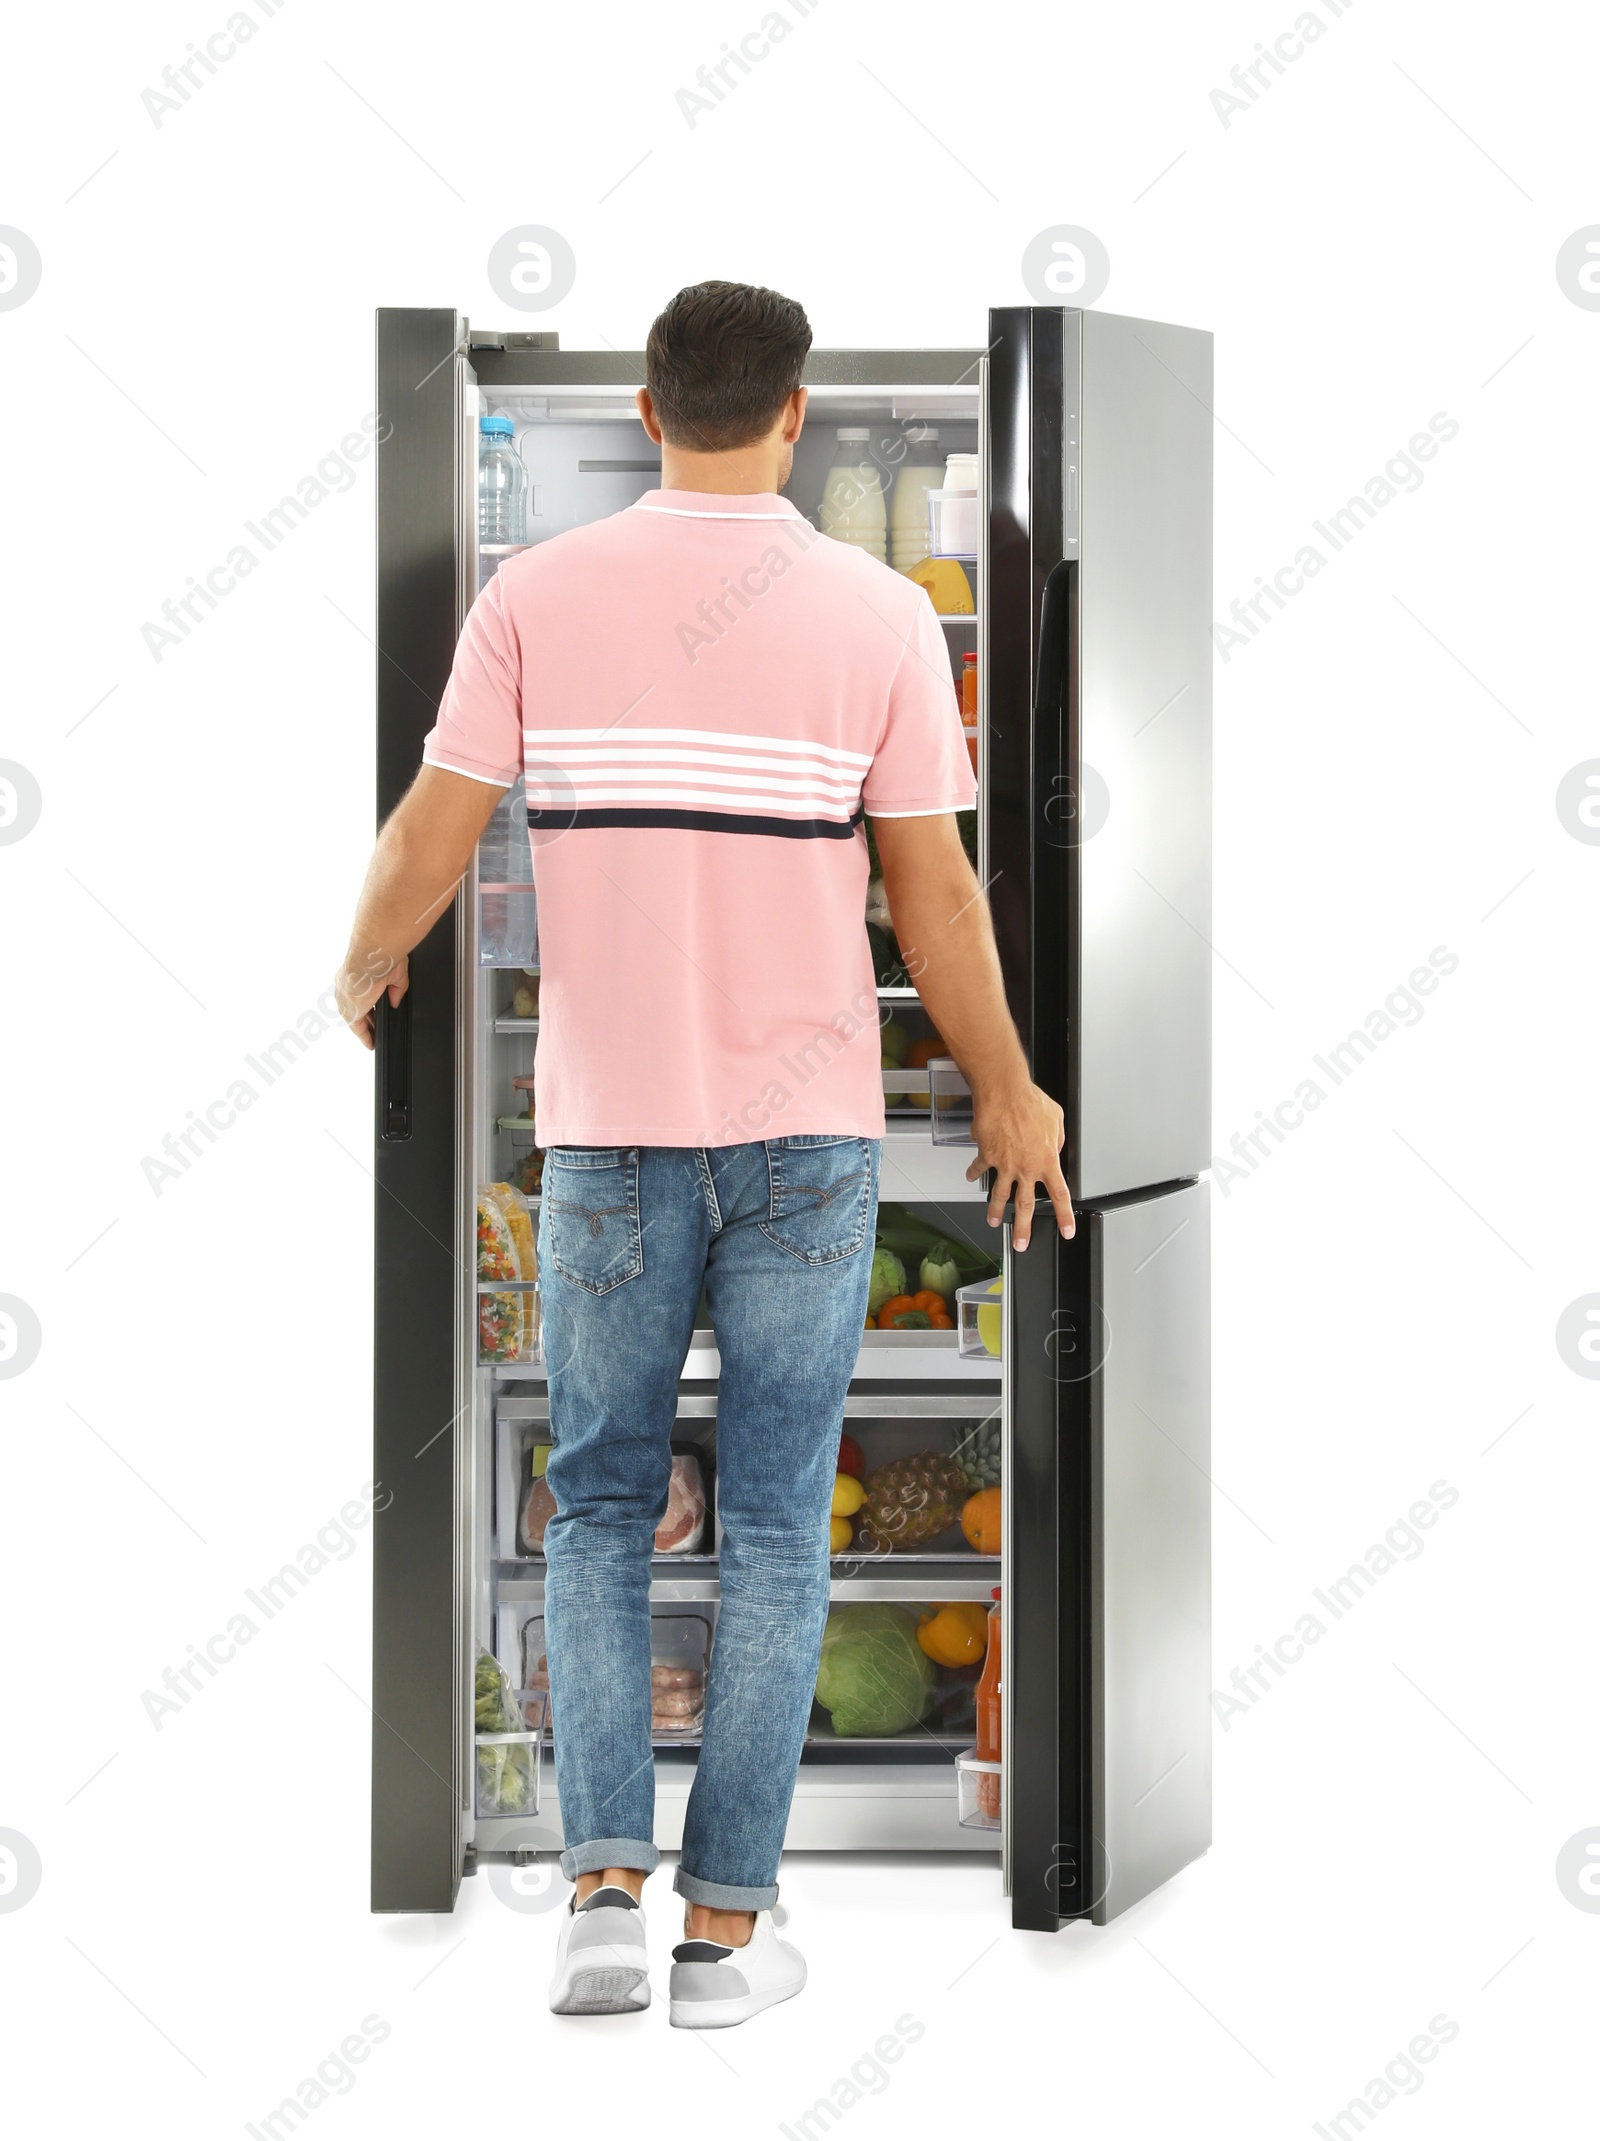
[
  {"x1": 954, "y1": 1746, "x2": 1001, "y2": 1829},
  {"x1": 928, "y1": 1056, "x2": 975, "y2": 1145},
  {"x1": 651, "y1": 1612, "x2": 710, "y2": 1738},
  {"x1": 957, "y1": 1278, "x2": 1004, "y2": 1360},
  {"x1": 927, "y1": 487, "x2": 978, "y2": 559}
]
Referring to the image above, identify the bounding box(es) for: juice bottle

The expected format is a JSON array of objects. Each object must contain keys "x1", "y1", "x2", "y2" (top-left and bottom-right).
[
  {"x1": 974, "y1": 1585, "x2": 1001, "y2": 1819},
  {"x1": 961, "y1": 651, "x2": 978, "y2": 774}
]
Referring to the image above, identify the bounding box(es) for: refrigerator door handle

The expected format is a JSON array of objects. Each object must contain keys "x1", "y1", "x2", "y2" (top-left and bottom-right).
[
  {"x1": 1033, "y1": 557, "x2": 1074, "y2": 847},
  {"x1": 378, "y1": 988, "x2": 413, "y2": 1141}
]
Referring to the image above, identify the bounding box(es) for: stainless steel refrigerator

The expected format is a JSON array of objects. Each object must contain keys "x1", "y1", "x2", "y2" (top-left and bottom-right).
[{"x1": 370, "y1": 303, "x2": 1213, "y2": 1933}]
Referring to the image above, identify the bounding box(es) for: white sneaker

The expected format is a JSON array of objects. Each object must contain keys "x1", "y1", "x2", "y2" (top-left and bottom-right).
[
  {"x1": 549, "y1": 1886, "x2": 651, "y2": 2016},
  {"x1": 668, "y1": 1909, "x2": 806, "y2": 2029}
]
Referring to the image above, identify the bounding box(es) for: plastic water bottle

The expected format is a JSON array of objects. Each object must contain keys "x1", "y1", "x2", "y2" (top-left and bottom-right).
[
  {"x1": 479, "y1": 416, "x2": 526, "y2": 545},
  {"x1": 479, "y1": 779, "x2": 539, "y2": 968}
]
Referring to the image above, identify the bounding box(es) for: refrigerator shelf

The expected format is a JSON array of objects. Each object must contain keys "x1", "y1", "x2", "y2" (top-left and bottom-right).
[
  {"x1": 478, "y1": 1724, "x2": 976, "y2": 1758},
  {"x1": 497, "y1": 1392, "x2": 715, "y2": 1421},
  {"x1": 803, "y1": 1724, "x2": 974, "y2": 1754},
  {"x1": 494, "y1": 1571, "x2": 996, "y2": 1605},
  {"x1": 497, "y1": 1573, "x2": 721, "y2": 1604},
  {"x1": 825, "y1": 1569, "x2": 997, "y2": 1594},
  {"x1": 491, "y1": 1362, "x2": 1002, "y2": 1388},
  {"x1": 495, "y1": 1391, "x2": 993, "y2": 1422},
  {"x1": 495, "y1": 1553, "x2": 720, "y2": 1574}
]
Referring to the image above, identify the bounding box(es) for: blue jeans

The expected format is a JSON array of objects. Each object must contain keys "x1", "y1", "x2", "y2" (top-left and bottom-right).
[{"x1": 536, "y1": 1137, "x2": 880, "y2": 1910}]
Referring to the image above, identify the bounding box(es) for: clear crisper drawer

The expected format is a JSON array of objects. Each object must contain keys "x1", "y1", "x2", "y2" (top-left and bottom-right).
[
  {"x1": 808, "y1": 1599, "x2": 981, "y2": 1748},
  {"x1": 494, "y1": 1403, "x2": 716, "y2": 1562},
  {"x1": 831, "y1": 1412, "x2": 1000, "y2": 1562},
  {"x1": 494, "y1": 1603, "x2": 713, "y2": 1750}
]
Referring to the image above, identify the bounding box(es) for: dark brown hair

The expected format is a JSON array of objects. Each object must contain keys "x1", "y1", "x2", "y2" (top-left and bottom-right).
[{"x1": 645, "y1": 280, "x2": 812, "y2": 453}]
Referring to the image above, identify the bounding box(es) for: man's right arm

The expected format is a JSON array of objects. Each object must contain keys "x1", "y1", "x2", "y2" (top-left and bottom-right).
[{"x1": 335, "y1": 764, "x2": 506, "y2": 1047}]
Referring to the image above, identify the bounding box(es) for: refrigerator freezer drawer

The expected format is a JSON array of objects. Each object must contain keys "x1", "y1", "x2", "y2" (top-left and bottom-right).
[
  {"x1": 1090, "y1": 1179, "x2": 1212, "y2": 1921},
  {"x1": 1005, "y1": 1174, "x2": 1211, "y2": 1930}
]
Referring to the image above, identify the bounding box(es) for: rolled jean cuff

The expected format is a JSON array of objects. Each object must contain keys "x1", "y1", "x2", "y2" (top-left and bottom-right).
[
  {"x1": 674, "y1": 1866, "x2": 779, "y2": 1911},
  {"x1": 560, "y1": 1837, "x2": 661, "y2": 1882}
]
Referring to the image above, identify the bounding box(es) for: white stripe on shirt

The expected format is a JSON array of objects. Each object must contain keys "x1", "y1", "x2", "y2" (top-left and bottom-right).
[{"x1": 524, "y1": 725, "x2": 872, "y2": 769}]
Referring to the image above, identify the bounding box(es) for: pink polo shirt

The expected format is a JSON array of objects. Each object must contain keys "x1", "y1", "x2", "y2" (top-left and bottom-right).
[{"x1": 423, "y1": 489, "x2": 975, "y2": 1147}]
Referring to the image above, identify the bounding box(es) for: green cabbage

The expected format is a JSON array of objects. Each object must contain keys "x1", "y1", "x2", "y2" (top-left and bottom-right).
[
  {"x1": 814, "y1": 1604, "x2": 936, "y2": 1737},
  {"x1": 867, "y1": 1248, "x2": 906, "y2": 1316}
]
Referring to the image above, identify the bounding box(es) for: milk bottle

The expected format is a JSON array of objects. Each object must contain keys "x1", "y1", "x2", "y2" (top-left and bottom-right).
[
  {"x1": 819, "y1": 428, "x2": 886, "y2": 559},
  {"x1": 890, "y1": 425, "x2": 943, "y2": 574}
]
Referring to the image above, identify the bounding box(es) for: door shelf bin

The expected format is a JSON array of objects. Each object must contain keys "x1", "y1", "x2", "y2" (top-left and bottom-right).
[
  {"x1": 954, "y1": 1748, "x2": 1001, "y2": 1829},
  {"x1": 495, "y1": 1116, "x2": 543, "y2": 1201},
  {"x1": 479, "y1": 886, "x2": 539, "y2": 969},
  {"x1": 478, "y1": 1281, "x2": 541, "y2": 1368},
  {"x1": 475, "y1": 1690, "x2": 548, "y2": 1818},
  {"x1": 955, "y1": 1279, "x2": 1003, "y2": 1361},
  {"x1": 928, "y1": 1057, "x2": 975, "y2": 1145}
]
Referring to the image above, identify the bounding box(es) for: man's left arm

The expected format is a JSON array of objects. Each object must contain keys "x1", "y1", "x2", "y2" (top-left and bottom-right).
[{"x1": 873, "y1": 811, "x2": 1074, "y2": 1249}]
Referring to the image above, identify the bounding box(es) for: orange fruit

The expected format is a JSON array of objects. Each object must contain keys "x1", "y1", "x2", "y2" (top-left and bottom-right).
[{"x1": 960, "y1": 1486, "x2": 1001, "y2": 1555}]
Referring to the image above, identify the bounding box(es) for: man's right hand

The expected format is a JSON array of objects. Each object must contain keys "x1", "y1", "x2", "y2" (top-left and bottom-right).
[
  {"x1": 967, "y1": 1075, "x2": 1075, "y2": 1251},
  {"x1": 337, "y1": 953, "x2": 409, "y2": 1051}
]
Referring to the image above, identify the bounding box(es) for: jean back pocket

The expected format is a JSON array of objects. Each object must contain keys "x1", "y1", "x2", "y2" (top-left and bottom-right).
[
  {"x1": 761, "y1": 1135, "x2": 876, "y2": 1266},
  {"x1": 544, "y1": 1148, "x2": 644, "y2": 1296}
]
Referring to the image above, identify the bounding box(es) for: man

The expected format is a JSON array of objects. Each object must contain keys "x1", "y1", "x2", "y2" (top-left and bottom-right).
[{"x1": 337, "y1": 281, "x2": 1072, "y2": 2027}]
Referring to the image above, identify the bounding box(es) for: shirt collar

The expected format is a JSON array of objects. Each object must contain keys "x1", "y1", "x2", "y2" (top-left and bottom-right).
[{"x1": 630, "y1": 488, "x2": 808, "y2": 521}]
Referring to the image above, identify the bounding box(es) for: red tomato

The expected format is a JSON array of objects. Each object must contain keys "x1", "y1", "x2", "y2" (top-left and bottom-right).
[{"x1": 837, "y1": 1434, "x2": 866, "y2": 1480}]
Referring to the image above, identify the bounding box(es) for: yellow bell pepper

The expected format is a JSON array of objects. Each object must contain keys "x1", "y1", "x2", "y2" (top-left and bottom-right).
[{"x1": 916, "y1": 1601, "x2": 988, "y2": 1668}]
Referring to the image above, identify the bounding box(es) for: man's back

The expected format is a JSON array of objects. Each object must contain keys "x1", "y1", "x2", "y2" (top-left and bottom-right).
[{"x1": 425, "y1": 488, "x2": 973, "y2": 1146}]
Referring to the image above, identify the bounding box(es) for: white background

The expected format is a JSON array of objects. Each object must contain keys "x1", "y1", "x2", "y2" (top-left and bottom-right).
[{"x1": 1, "y1": 0, "x2": 1596, "y2": 2130}]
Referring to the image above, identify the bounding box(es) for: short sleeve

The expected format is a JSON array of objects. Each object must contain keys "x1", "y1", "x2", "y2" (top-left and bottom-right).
[
  {"x1": 861, "y1": 592, "x2": 978, "y2": 818},
  {"x1": 421, "y1": 572, "x2": 522, "y2": 787}
]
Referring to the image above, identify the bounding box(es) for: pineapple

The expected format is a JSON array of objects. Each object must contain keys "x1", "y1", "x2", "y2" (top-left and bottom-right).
[
  {"x1": 950, "y1": 1417, "x2": 1002, "y2": 1491},
  {"x1": 856, "y1": 1450, "x2": 970, "y2": 1552}
]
